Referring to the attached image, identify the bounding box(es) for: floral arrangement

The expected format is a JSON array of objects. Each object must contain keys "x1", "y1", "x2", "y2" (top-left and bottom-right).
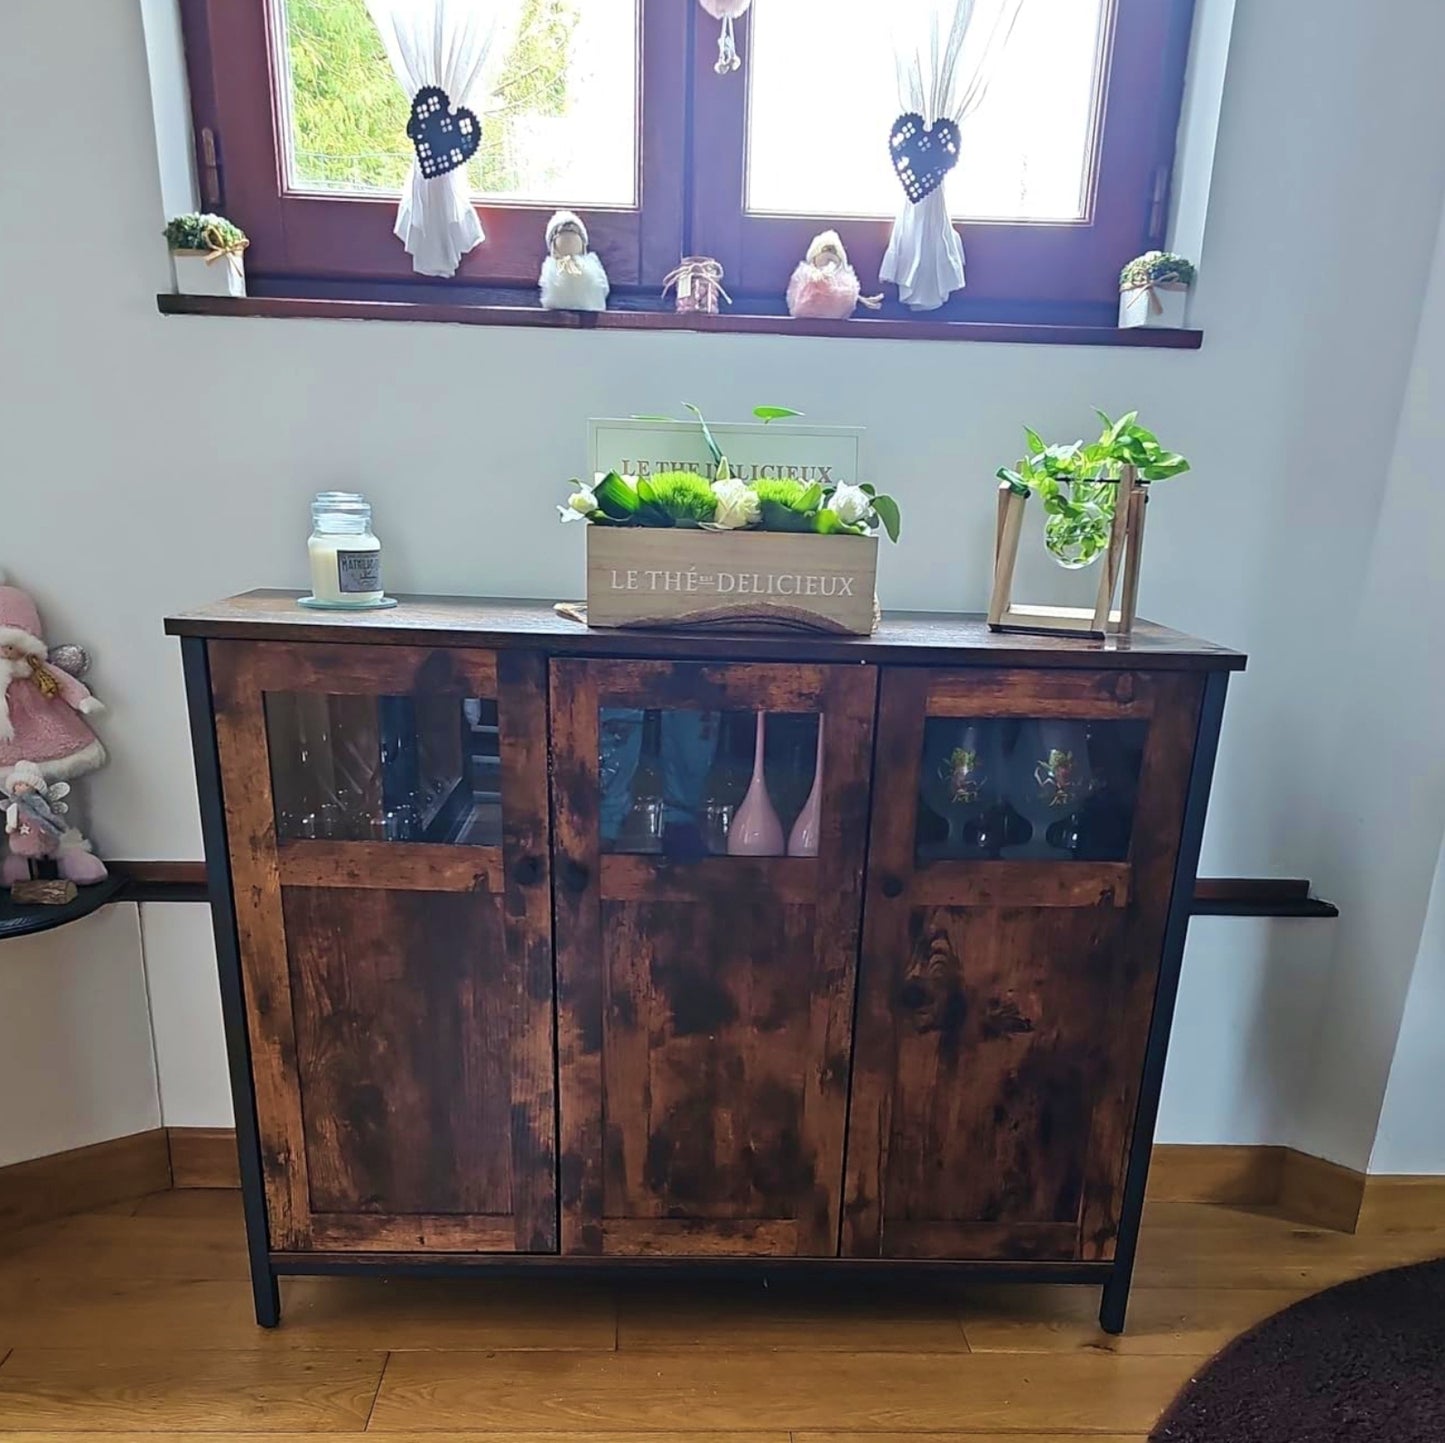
[
  {"x1": 996, "y1": 410, "x2": 1188, "y2": 568},
  {"x1": 561, "y1": 404, "x2": 902, "y2": 541},
  {"x1": 1119, "y1": 250, "x2": 1195, "y2": 290},
  {"x1": 164, "y1": 213, "x2": 248, "y2": 254}
]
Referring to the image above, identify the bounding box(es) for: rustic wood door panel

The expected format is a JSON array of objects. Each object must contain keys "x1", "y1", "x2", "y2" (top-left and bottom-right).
[
  {"x1": 844, "y1": 666, "x2": 1202, "y2": 1263},
  {"x1": 552, "y1": 658, "x2": 876, "y2": 1257},
  {"x1": 210, "y1": 641, "x2": 556, "y2": 1255},
  {"x1": 282, "y1": 886, "x2": 515, "y2": 1219}
]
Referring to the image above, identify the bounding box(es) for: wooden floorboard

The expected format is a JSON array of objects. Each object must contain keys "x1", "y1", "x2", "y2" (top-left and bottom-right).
[
  {"x1": 368, "y1": 1349, "x2": 1200, "y2": 1433},
  {"x1": 0, "y1": 1191, "x2": 1437, "y2": 1437}
]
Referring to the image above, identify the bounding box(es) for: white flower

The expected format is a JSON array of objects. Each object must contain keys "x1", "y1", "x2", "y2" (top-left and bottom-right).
[
  {"x1": 559, "y1": 482, "x2": 597, "y2": 522},
  {"x1": 712, "y1": 477, "x2": 761, "y2": 530},
  {"x1": 831, "y1": 483, "x2": 872, "y2": 526}
]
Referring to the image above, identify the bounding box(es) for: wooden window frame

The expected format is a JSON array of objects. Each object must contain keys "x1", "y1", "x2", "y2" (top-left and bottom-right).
[
  {"x1": 694, "y1": 0, "x2": 1196, "y2": 324},
  {"x1": 181, "y1": 0, "x2": 688, "y2": 288},
  {"x1": 179, "y1": 0, "x2": 1195, "y2": 327}
]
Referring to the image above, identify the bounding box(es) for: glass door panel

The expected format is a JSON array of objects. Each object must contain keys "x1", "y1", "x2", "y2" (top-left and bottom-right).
[
  {"x1": 845, "y1": 665, "x2": 1203, "y2": 1264},
  {"x1": 599, "y1": 707, "x2": 822, "y2": 859},
  {"x1": 211, "y1": 640, "x2": 555, "y2": 1255},
  {"x1": 916, "y1": 716, "x2": 1147, "y2": 862},
  {"x1": 553, "y1": 658, "x2": 876, "y2": 1259},
  {"x1": 265, "y1": 692, "x2": 502, "y2": 845}
]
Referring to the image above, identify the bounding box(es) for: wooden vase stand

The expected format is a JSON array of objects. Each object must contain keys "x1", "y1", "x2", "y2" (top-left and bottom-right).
[{"x1": 988, "y1": 465, "x2": 1148, "y2": 640}]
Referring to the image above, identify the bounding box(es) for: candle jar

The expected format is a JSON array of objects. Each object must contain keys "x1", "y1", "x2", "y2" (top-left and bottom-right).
[{"x1": 304, "y1": 491, "x2": 386, "y2": 608}]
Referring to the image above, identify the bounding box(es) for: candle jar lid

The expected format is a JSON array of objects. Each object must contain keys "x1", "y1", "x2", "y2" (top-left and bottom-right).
[{"x1": 311, "y1": 491, "x2": 374, "y2": 535}]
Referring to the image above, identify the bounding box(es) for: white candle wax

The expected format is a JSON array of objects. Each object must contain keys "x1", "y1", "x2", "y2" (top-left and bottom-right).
[{"x1": 308, "y1": 532, "x2": 383, "y2": 604}]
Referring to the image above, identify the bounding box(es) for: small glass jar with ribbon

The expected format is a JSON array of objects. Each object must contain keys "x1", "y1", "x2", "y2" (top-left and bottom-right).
[
  {"x1": 165, "y1": 212, "x2": 250, "y2": 300},
  {"x1": 663, "y1": 256, "x2": 731, "y2": 315}
]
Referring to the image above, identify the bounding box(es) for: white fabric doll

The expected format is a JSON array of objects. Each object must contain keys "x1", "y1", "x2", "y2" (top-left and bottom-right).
[{"x1": 539, "y1": 211, "x2": 610, "y2": 312}]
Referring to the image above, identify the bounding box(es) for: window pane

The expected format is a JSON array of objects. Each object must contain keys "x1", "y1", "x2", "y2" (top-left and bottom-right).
[
  {"x1": 747, "y1": 0, "x2": 1107, "y2": 222},
  {"x1": 276, "y1": 0, "x2": 639, "y2": 206}
]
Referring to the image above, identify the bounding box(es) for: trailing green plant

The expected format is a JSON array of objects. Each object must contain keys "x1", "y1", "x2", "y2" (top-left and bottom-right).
[
  {"x1": 1119, "y1": 250, "x2": 1195, "y2": 289},
  {"x1": 164, "y1": 213, "x2": 248, "y2": 253},
  {"x1": 996, "y1": 411, "x2": 1189, "y2": 569}
]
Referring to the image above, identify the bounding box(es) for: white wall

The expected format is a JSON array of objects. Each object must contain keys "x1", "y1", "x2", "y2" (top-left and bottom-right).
[
  {"x1": 1372, "y1": 840, "x2": 1445, "y2": 1174},
  {"x1": 0, "y1": 908, "x2": 160, "y2": 1167},
  {"x1": 1292, "y1": 191, "x2": 1445, "y2": 1169},
  {"x1": 137, "y1": 904, "x2": 233, "y2": 1128},
  {"x1": 4, "y1": 0, "x2": 1445, "y2": 1157}
]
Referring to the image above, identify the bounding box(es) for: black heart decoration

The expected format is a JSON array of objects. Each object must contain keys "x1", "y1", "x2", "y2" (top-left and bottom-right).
[
  {"x1": 889, "y1": 112, "x2": 961, "y2": 204},
  {"x1": 407, "y1": 85, "x2": 480, "y2": 179}
]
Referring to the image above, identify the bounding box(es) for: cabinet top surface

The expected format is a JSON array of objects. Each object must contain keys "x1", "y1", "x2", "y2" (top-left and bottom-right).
[{"x1": 165, "y1": 591, "x2": 1246, "y2": 670}]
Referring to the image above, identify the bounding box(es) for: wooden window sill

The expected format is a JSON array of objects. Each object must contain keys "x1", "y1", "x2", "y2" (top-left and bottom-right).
[{"x1": 156, "y1": 290, "x2": 1203, "y2": 349}]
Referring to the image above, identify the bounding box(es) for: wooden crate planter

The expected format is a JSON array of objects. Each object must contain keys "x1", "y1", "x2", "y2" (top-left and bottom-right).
[
  {"x1": 586, "y1": 527, "x2": 878, "y2": 634},
  {"x1": 988, "y1": 465, "x2": 1148, "y2": 640}
]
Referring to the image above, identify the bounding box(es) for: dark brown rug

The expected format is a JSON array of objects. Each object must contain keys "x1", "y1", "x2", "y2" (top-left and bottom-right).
[{"x1": 1151, "y1": 1256, "x2": 1445, "y2": 1441}]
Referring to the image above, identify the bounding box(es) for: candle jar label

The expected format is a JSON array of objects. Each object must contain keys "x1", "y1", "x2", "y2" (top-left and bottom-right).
[{"x1": 336, "y1": 550, "x2": 381, "y2": 594}]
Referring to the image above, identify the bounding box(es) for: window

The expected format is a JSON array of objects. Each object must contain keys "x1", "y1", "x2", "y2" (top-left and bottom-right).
[{"x1": 180, "y1": 0, "x2": 1195, "y2": 325}]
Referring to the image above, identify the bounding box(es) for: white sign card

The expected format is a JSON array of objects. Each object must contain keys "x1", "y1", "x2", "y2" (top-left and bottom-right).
[{"x1": 588, "y1": 418, "x2": 864, "y2": 486}]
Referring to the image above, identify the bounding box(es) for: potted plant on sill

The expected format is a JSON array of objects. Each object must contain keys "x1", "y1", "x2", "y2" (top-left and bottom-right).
[
  {"x1": 1118, "y1": 250, "x2": 1195, "y2": 329},
  {"x1": 165, "y1": 213, "x2": 249, "y2": 299},
  {"x1": 561, "y1": 405, "x2": 901, "y2": 635},
  {"x1": 988, "y1": 410, "x2": 1189, "y2": 638}
]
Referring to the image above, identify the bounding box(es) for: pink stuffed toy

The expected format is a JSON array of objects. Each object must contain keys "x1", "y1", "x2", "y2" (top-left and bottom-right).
[
  {"x1": 0, "y1": 571, "x2": 109, "y2": 887},
  {"x1": 0, "y1": 570, "x2": 106, "y2": 782},
  {"x1": 787, "y1": 231, "x2": 884, "y2": 320},
  {"x1": 2, "y1": 759, "x2": 107, "y2": 885}
]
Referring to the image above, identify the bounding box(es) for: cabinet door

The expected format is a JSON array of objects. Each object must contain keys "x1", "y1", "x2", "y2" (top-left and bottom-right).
[
  {"x1": 844, "y1": 667, "x2": 1203, "y2": 1262},
  {"x1": 552, "y1": 659, "x2": 876, "y2": 1257},
  {"x1": 211, "y1": 641, "x2": 555, "y2": 1254}
]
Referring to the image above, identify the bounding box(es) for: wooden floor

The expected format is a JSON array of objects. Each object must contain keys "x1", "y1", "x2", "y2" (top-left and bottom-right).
[{"x1": 0, "y1": 1190, "x2": 1440, "y2": 1441}]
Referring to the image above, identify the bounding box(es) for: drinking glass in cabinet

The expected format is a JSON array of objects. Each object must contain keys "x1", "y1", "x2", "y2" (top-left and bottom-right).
[
  {"x1": 916, "y1": 717, "x2": 1149, "y2": 863},
  {"x1": 599, "y1": 707, "x2": 822, "y2": 859},
  {"x1": 264, "y1": 693, "x2": 502, "y2": 845},
  {"x1": 916, "y1": 719, "x2": 1010, "y2": 860}
]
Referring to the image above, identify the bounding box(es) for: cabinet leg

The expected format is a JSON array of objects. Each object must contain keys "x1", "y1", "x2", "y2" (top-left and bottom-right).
[
  {"x1": 1098, "y1": 1272, "x2": 1130, "y2": 1335},
  {"x1": 252, "y1": 1269, "x2": 281, "y2": 1328}
]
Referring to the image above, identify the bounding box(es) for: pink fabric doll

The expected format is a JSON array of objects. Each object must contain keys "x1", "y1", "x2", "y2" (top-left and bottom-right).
[
  {"x1": 787, "y1": 231, "x2": 884, "y2": 320},
  {"x1": 2, "y1": 759, "x2": 106, "y2": 885},
  {"x1": 0, "y1": 570, "x2": 106, "y2": 782}
]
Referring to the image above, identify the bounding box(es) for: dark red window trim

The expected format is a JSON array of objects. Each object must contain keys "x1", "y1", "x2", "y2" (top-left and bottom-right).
[
  {"x1": 179, "y1": 0, "x2": 1195, "y2": 324},
  {"x1": 180, "y1": 0, "x2": 688, "y2": 289},
  {"x1": 692, "y1": 0, "x2": 1196, "y2": 323}
]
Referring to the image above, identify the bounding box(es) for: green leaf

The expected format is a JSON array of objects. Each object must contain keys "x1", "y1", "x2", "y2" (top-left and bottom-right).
[
  {"x1": 753, "y1": 405, "x2": 804, "y2": 422},
  {"x1": 813, "y1": 507, "x2": 844, "y2": 535},
  {"x1": 683, "y1": 403, "x2": 723, "y2": 465},
  {"x1": 797, "y1": 481, "x2": 825, "y2": 511},
  {"x1": 859, "y1": 483, "x2": 877, "y2": 496},
  {"x1": 760, "y1": 500, "x2": 816, "y2": 532},
  {"x1": 1023, "y1": 426, "x2": 1046, "y2": 455},
  {"x1": 593, "y1": 472, "x2": 640, "y2": 520},
  {"x1": 871, "y1": 493, "x2": 902, "y2": 543}
]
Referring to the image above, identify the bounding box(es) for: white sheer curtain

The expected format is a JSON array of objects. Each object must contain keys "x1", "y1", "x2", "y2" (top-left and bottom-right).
[
  {"x1": 364, "y1": 0, "x2": 505, "y2": 277},
  {"x1": 880, "y1": 0, "x2": 1023, "y2": 311}
]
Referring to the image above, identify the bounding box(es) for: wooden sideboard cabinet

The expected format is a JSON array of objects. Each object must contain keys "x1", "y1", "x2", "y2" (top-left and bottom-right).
[{"x1": 168, "y1": 592, "x2": 1244, "y2": 1334}]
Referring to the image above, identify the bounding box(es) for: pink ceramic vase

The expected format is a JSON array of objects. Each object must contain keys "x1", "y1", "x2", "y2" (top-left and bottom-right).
[
  {"x1": 727, "y1": 712, "x2": 784, "y2": 856},
  {"x1": 788, "y1": 718, "x2": 825, "y2": 857}
]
